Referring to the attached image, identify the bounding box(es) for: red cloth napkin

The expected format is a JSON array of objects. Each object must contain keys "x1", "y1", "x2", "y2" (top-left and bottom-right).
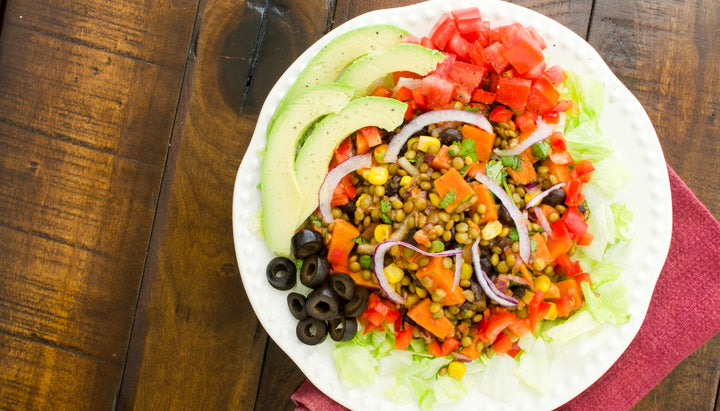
[{"x1": 292, "y1": 165, "x2": 720, "y2": 411}]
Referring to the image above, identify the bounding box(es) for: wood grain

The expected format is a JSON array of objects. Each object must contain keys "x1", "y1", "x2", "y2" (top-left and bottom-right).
[
  {"x1": 117, "y1": 0, "x2": 333, "y2": 409},
  {"x1": 587, "y1": 1, "x2": 720, "y2": 409}
]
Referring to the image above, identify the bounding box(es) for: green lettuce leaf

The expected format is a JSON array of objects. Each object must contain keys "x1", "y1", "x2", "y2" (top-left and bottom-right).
[{"x1": 582, "y1": 281, "x2": 630, "y2": 325}]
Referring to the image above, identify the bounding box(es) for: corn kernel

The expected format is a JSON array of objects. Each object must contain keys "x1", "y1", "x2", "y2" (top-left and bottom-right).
[
  {"x1": 374, "y1": 224, "x2": 392, "y2": 243},
  {"x1": 429, "y1": 192, "x2": 441, "y2": 207},
  {"x1": 481, "y1": 220, "x2": 503, "y2": 240},
  {"x1": 384, "y1": 263, "x2": 405, "y2": 283},
  {"x1": 400, "y1": 175, "x2": 413, "y2": 186},
  {"x1": 373, "y1": 144, "x2": 388, "y2": 163},
  {"x1": 447, "y1": 361, "x2": 466, "y2": 380},
  {"x1": 416, "y1": 135, "x2": 441, "y2": 152},
  {"x1": 544, "y1": 301, "x2": 558, "y2": 320},
  {"x1": 535, "y1": 275, "x2": 552, "y2": 293},
  {"x1": 367, "y1": 166, "x2": 389, "y2": 185}
]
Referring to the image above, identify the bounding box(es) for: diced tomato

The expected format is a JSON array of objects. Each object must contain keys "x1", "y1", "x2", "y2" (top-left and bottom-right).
[
  {"x1": 446, "y1": 31, "x2": 472, "y2": 61},
  {"x1": 468, "y1": 42, "x2": 490, "y2": 68},
  {"x1": 549, "y1": 131, "x2": 567, "y2": 151},
  {"x1": 421, "y1": 36, "x2": 436, "y2": 49},
  {"x1": 495, "y1": 76, "x2": 531, "y2": 112},
  {"x1": 394, "y1": 85, "x2": 414, "y2": 102},
  {"x1": 479, "y1": 312, "x2": 517, "y2": 344},
  {"x1": 575, "y1": 272, "x2": 592, "y2": 287},
  {"x1": 393, "y1": 70, "x2": 424, "y2": 85},
  {"x1": 395, "y1": 326, "x2": 414, "y2": 350},
  {"x1": 483, "y1": 42, "x2": 509, "y2": 74},
  {"x1": 514, "y1": 112, "x2": 536, "y2": 133},
  {"x1": 401, "y1": 34, "x2": 421, "y2": 45},
  {"x1": 403, "y1": 103, "x2": 415, "y2": 120},
  {"x1": 489, "y1": 104, "x2": 514, "y2": 123},
  {"x1": 563, "y1": 178, "x2": 585, "y2": 207},
  {"x1": 330, "y1": 174, "x2": 353, "y2": 207},
  {"x1": 523, "y1": 61, "x2": 546, "y2": 80},
  {"x1": 451, "y1": 7, "x2": 482, "y2": 32},
  {"x1": 551, "y1": 99, "x2": 573, "y2": 113},
  {"x1": 576, "y1": 232, "x2": 594, "y2": 246},
  {"x1": 448, "y1": 61, "x2": 487, "y2": 103},
  {"x1": 526, "y1": 26, "x2": 547, "y2": 50},
  {"x1": 429, "y1": 13, "x2": 458, "y2": 50},
  {"x1": 526, "y1": 77, "x2": 560, "y2": 114},
  {"x1": 544, "y1": 65, "x2": 567, "y2": 85},
  {"x1": 356, "y1": 126, "x2": 382, "y2": 154},
  {"x1": 562, "y1": 206, "x2": 588, "y2": 236},
  {"x1": 571, "y1": 159, "x2": 595, "y2": 182},
  {"x1": 332, "y1": 137, "x2": 353, "y2": 165},
  {"x1": 421, "y1": 74, "x2": 457, "y2": 107},
  {"x1": 549, "y1": 151, "x2": 573, "y2": 166},
  {"x1": 471, "y1": 88, "x2": 495, "y2": 104},
  {"x1": 412, "y1": 87, "x2": 429, "y2": 111},
  {"x1": 427, "y1": 340, "x2": 444, "y2": 357},
  {"x1": 503, "y1": 39, "x2": 544, "y2": 74},
  {"x1": 556, "y1": 295, "x2": 572, "y2": 318},
  {"x1": 555, "y1": 253, "x2": 583, "y2": 277},
  {"x1": 499, "y1": 23, "x2": 542, "y2": 51},
  {"x1": 528, "y1": 291, "x2": 550, "y2": 334},
  {"x1": 440, "y1": 337, "x2": 461, "y2": 356}
]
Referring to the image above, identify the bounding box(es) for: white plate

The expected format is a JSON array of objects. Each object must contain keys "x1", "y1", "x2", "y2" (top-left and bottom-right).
[{"x1": 232, "y1": 1, "x2": 672, "y2": 409}]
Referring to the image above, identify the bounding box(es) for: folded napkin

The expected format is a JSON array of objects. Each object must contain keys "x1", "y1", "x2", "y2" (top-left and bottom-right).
[{"x1": 292, "y1": 165, "x2": 720, "y2": 411}]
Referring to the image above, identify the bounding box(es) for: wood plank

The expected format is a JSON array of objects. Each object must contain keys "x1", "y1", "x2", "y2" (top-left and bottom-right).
[
  {"x1": 0, "y1": 24, "x2": 181, "y2": 166},
  {"x1": 5, "y1": 0, "x2": 196, "y2": 68},
  {"x1": 118, "y1": 0, "x2": 332, "y2": 409},
  {"x1": 587, "y1": 1, "x2": 720, "y2": 409},
  {"x1": 0, "y1": 333, "x2": 120, "y2": 409},
  {"x1": 0, "y1": 122, "x2": 161, "y2": 360}
]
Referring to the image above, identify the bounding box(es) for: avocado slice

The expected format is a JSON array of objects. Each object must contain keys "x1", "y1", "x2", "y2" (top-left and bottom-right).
[
  {"x1": 294, "y1": 96, "x2": 408, "y2": 224},
  {"x1": 268, "y1": 25, "x2": 408, "y2": 133},
  {"x1": 261, "y1": 83, "x2": 354, "y2": 256},
  {"x1": 338, "y1": 43, "x2": 446, "y2": 96}
]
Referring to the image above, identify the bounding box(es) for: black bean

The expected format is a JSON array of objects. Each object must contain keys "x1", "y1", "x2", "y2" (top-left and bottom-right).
[
  {"x1": 509, "y1": 284, "x2": 526, "y2": 298},
  {"x1": 439, "y1": 127, "x2": 463, "y2": 146},
  {"x1": 339, "y1": 199, "x2": 356, "y2": 215},
  {"x1": 542, "y1": 189, "x2": 566, "y2": 207},
  {"x1": 384, "y1": 176, "x2": 401, "y2": 197},
  {"x1": 498, "y1": 204, "x2": 513, "y2": 225}
]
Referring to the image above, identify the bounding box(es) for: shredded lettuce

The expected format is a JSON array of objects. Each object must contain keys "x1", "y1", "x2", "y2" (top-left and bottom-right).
[
  {"x1": 541, "y1": 309, "x2": 601, "y2": 344},
  {"x1": 514, "y1": 335, "x2": 550, "y2": 393},
  {"x1": 332, "y1": 343, "x2": 377, "y2": 388},
  {"x1": 581, "y1": 281, "x2": 630, "y2": 325},
  {"x1": 564, "y1": 70, "x2": 605, "y2": 132}
]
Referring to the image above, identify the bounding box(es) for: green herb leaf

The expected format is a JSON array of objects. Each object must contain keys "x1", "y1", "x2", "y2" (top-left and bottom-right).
[
  {"x1": 381, "y1": 213, "x2": 393, "y2": 224},
  {"x1": 351, "y1": 236, "x2": 368, "y2": 244},
  {"x1": 458, "y1": 139, "x2": 478, "y2": 162},
  {"x1": 500, "y1": 155, "x2": 522, "y2": 171},
  {"x1": 310, "y1": 214, "x2": 323, "y2": 228},
  {"x1": 485, "y1": 160, "x2": 507, "y2": 186},
  {"x1": 359, "y1": 255, "x2": 373, "y2": 270},
  {"x1": 380, "y1": 200, "x2": 392, "y2": 215},
  {"x1": 296, "y1": 259, "x2": 304, "y2": 271},
  {"x1": 438, "y1": 190, "x2": 457, "y2": 209},
  {"x1": 509, "y1": 227, "x2": 519, "y2": 241},
  {"x1": 464, "y1": 105, "x2": 480, "y2": 113},
  {"x1": 531, "y1": 141, "x2": 550, "y2": 159}
]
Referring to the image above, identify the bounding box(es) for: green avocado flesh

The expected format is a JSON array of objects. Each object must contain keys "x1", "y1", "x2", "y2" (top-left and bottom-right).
[
  {"x1": 261, "y1": 83, "x2": 354, "y2": 256},
  {"x1": 294, "y1": 96, "x2": 408, "y2": 225},
  {"x1": 268, "y1": 25, "x2": 408, "y2": 133},
  {"x1": 338, "y1": 43, "x2": 446, "y2": 96}
]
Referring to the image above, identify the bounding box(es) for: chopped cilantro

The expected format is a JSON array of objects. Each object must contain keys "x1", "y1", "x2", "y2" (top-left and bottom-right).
[
  {"x1": 509, "y1": 227, "x2": 519, "y2": 241},
  {"x1": 381, "y1": 213, "x2": 393, "y2": 224},
  {"x1": 464, "y1": 105, "x2": 480, "y2": 113},
  {"x1": 500, "y1": 155, "x2": 522, "y2": 171},
  {"x1": 531, "y1": 141, "x2": 550, "y2": 159},
  {"x1": 309, "y1": 214, "x2": 323, "y2": 228},
  {"x1": 485, "y1": 160, "x2": 508, "y2": 186},
  {"x1": 351, "y1": 236, "x2": 368, "y2": 244},
  {"x1": 380, "y1": 200, "x2": 392, "y2": 215},
  {"x1": 458, "y1": 139, "x2": 478, "y2": 162},
  {"x1": 296, "y1": 259, "x2": 303, "y2": 271},
  {"x1": 438, "y1": 190, "x2": 457, "y2": 209},
  {"x1": 359, "y1": 255, "x2": 373, "y2": 270}
]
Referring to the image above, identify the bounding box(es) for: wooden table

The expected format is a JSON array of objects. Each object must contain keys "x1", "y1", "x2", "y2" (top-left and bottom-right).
[{"x1": 1, "y1": 0, "x2": 718, "y2": 409}]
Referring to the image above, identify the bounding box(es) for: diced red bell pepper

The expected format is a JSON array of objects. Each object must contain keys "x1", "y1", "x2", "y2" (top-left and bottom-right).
[
  {"x1": 479, "y1": 312, "x2": 517, "y2": 344},
  {"x1": 441, "y1": 337, "x2": 461, "y2": 356},
  {"x1": 555, "y1": 253, "x2": 583, "y2": 277},
  {"x1": 495, "y1": 76, "x2": 532, "y2": 112},
  {"x1": 489, "y1": 104, "x2": 514, "y2": 123},
  {"x1": 575, "y1": 272, "x2": 592, "y2": 287},
  {"x1": 528, "y1": 291, "x2": 549, "y2": 334},
  {"x1": 550, "y1": 131, "x2": 567, "y2": 151},
  {"x1": 556, "y1": 295, "x2": 572, "y2": 318},
  {"x1": 563, "y1": 178, "x2": 585, "y2": 207},
  {"x1": 412, "y1": 87, "x2": 429, "y2": 111},
  {"x1": 514, "y1": 112, "x2": 537, "y2": 134},
  {"x1": 571, "y1": 159, "x2": 595, "y2": 183},
  {"x1": 576, "y1": 232, "x2": 594, "y2": 246},
  {"x1": 395, "y1": 86, "x2": 414, "y2": 102},
  {"x1": 370, "y1": 85, "x2": 393, "y2": 98},
  {"x1": 562, "y1": 206, "x2": 588, "y2": 236},
  {"x1": 332, "y1": 137, "x2": 353, "y2": 165},
  {"x1": 427, "y1": 340, "x2": 445, "y2": 357},
  {"x1": 395, "y1": 325, "x2": 414, "y2": 350},
  {"x1": 429, "y1": 13, "x2": 458, "y2": 50},
  {"x1": 330, "y1": 174, "x2": 355, "y2": 207},
  {"x1": 356, "y1": 126, "x2": 382, "y2": 154},
  {"x1": 492, "y1": 332, "x2": 513, "y2": 356},
  {"x1": 526, "y1": 77, "x2": 560, "y2": 114}
]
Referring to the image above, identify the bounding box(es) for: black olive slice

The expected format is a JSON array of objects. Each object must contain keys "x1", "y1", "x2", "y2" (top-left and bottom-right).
[
  {"x1": 329, "y1": 272, "x2": 355, "y2": 301},
  {"x1": 299, "y1": 255, "x2": 330, "y2": 288},
  {"x1": 287, "y1": 292, "x2": 307, "y2": 320},
  {"x1": 296, "y1": 317, "x2": 328, "y2": 345},
  {"x1": 329, "y1": 316, "x2": 358, "y2": 342},
  {"x1": 292, "y1": 229, "x2": 325, "y2": 259},
  {"x1": 305, "y1": 285, "x2": 340, "y2": 321},
  {"x1": 265, "y1": 257, "x2": 297, "y2": 291},
  {"x1": 343, "y1": 286, "x2": 369, "y2": 318}
]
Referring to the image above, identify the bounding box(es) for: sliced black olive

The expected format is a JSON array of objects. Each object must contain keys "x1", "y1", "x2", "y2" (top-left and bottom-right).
[
  {"x1": 343, "y1": 286, "x2": 369, "y2": 317},
  {"x1": 291, "y1": 229, "x2": 325, "y2": 259},
  {"x1": 296, "y1": 317, "x2": 328, "y2": 345},
  {"x1": 266, "y1": 257, "x2": 296, "y2": 291},
  {"x1": 306, "y1": 285, "x2": 340, "y2": 321},
  {"x1": 329, "y1": 273, "x2": 355, "y2": 301},
  {"x1": 287, "y1": 292, "x2": 307, "y2": 320},
  {"x1": 329, "y1": 316, "x2": 358, "y2": 342},
  {"x1": 299, "y1": 254, "x2": 330, "y2": 288},
  {"x1": 439, "y1": 127, "x2": 463, "y2": 146},
  {"x1": 542, "y1": 188, "x2": 566, "y2": 207}
]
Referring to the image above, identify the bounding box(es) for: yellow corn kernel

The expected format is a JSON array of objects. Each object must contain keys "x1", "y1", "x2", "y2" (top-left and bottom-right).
[
  {"x1": 481, "y1": 220, "x2": 503, "y2": 240},
  {"x1": 400, "y1": 175, "x2": 413, "y2": 186},
  {"x1": 367, "y1": 166, "x2": 389, "y2": 186},
  {"x1": 384, "y1": 263, "x2": 405, "y2": 283},
  {"x1": 447, "y1": 361, "x2": 466, "y2": 380},
  {"x1": 429, "y1": 192, "x2": 441, "y2": 207},
  {"x1": 374, "y1": 224, "x2": 392, "y2": 243},
  {"x1": 416, "y1": 135, "x2": 441, "y2": 152},
  {"x1": 544, "y1": 302, "x2": 558, "y2": 320},
  {"x1": 373, "y1": 144, "x2": 388, "y2": 163},
  {"x1": 534, "y1": 275, "x2": 552, "y2": 293},
  {"x1": 406, "y1": 137, "x2": 419, "y2": 150}
]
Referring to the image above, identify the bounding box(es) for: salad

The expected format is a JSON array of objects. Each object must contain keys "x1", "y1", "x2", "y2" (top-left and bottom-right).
[{"x1": 260, "y1": 6, "x2": 633, "y2": 410}]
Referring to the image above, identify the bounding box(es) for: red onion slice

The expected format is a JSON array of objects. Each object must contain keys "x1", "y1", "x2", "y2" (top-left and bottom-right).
[
  {"x1": 474, "y1": 172, "x2": 531, "y2": 263},
  {"x1": 525, "y1": 182, "x2": 566, "y2": 209},
  {"x1": 383, "y1": 109, "x2": 492, "y2": 163},
  {"x1": 471, "y1": 238, "x2": 518, "y2": 307},
  {"x1": 493, "y1": 120, "x2": 553, "y2": 157},
  {"x1": 318, "y1": 153, "x2": 372, "y2": 223},
  {"x1": 373, "y1": 240, "x2": 464, "y2": 304},
  {"x1": 533, "y1": 206, "x2": 553, "y2": 240}
]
